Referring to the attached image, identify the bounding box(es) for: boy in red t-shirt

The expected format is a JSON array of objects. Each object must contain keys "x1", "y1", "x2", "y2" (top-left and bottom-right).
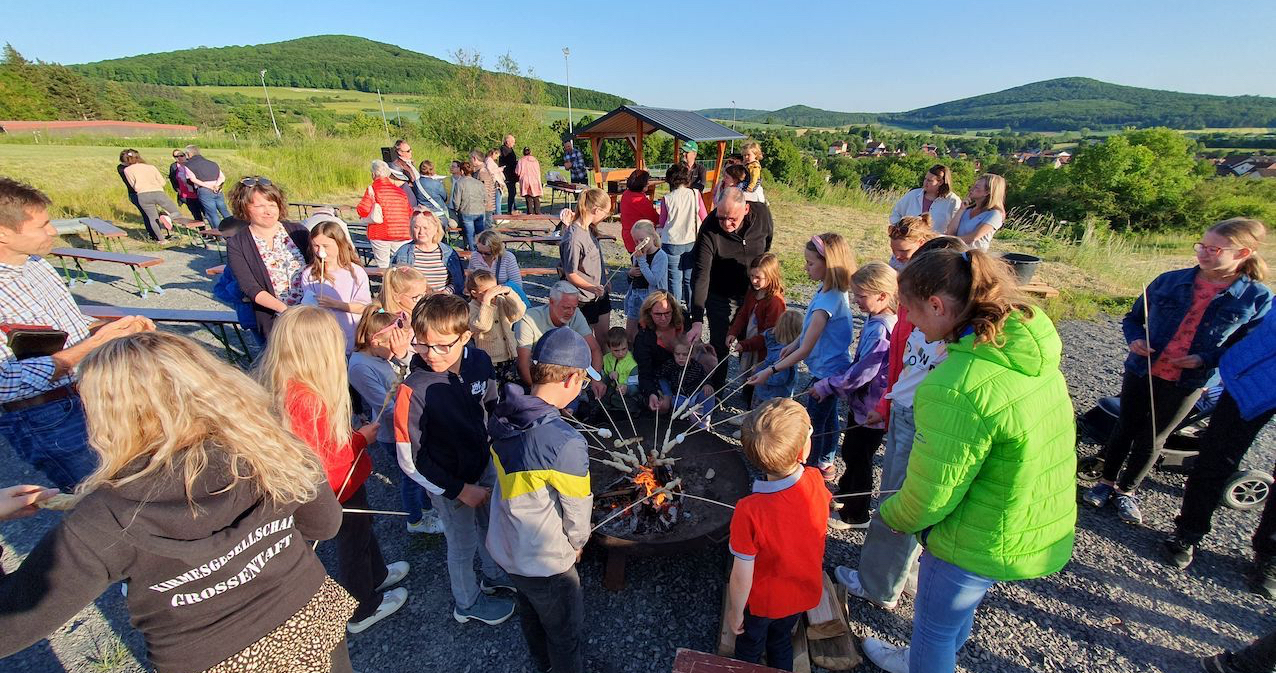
[{"x1": 727, "y1": 398, "x2": 832, "y2": 670}]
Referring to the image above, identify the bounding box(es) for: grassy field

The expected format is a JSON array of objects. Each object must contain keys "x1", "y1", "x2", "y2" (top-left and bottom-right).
[
  {"x1": 184, "y1": 85, "x2": 606, "y2": 124},
  {"x1": 0, "y1": 139, "x2": 1195, "y2": 319}
]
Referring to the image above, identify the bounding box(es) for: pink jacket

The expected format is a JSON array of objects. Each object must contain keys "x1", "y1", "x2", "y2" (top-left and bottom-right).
[{"x1": 516, "y1": 156, "x2": 543, "y2": 197}]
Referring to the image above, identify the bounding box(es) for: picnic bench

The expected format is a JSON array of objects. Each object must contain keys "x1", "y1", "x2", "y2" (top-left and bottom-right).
[
  {"x1": 50, "y1": 247, "x2": 164, "y2": 297},
  {"x1": 206, "y1": 264, "x2": 386, "y2": 278},
  {"x1": 82, "y1": 218, "x2": 130, "y2": 253},
  {"x1": 288, "y1": 202, "x2": 347, "y2": 220},
  {"x1": 80, "y1": 305, "x2": 251, "y2": 366},
  {"x1": 503, "y1": 233, "x2": 616, "y2": 253}
]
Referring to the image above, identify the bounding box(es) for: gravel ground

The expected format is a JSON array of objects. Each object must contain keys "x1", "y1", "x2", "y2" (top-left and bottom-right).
[{"x1": 0, "y1": 231, "x2": 1273, "y2": 672}]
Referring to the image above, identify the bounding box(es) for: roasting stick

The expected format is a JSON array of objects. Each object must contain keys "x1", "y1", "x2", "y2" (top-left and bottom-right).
[
  {"x1": 693, "y1": 358, "x2": 763, "y2": 422},
  {"x1": 342, "y1": 507, "x2": 409, "y2": 516},
  {"x1": 660, "y1": 353, "x2": 735, "y2": 453},
  {"x1": 616, "y1": 379, "x2": 640, "y2": 436},
  {"x1": 663, "y1": 341, "x2": 696, "y2": 451},
  {"x1": 1142, "y1": 285, "x2": 1158, "y2": 463},
  {"x1": 680, "y1": 388, "x2": 818, "y2": 442}
]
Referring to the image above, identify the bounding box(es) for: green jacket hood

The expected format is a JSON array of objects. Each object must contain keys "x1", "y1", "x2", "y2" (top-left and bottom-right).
[{"x1": 947, "y1": 309, "x2": 1060, "y2": 379}]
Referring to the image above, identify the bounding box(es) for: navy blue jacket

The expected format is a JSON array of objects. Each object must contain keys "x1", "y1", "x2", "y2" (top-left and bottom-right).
[
  {"x1": 1219, "y1": 317, "x2": 1276, "y2": 421},
  {"x1": 390, "y1": 242, "x2": 466, "y2": 296},
  {"x1": 1121, "y1": 267, "x2": 1271, "y2": 388},
  {"x1": 393, "y1": 348, "x2": 494, "y2": 500}
]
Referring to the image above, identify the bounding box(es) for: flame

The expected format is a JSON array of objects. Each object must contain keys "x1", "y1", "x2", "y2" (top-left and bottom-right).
[{"x1": 632, "y1": 466, "x2": 667, "y2": 508}]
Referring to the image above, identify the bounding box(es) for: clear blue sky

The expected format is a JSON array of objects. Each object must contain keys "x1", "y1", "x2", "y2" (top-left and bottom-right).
[{"x1": 5, "y1": 1, "x2": 1274, "y2": 112}]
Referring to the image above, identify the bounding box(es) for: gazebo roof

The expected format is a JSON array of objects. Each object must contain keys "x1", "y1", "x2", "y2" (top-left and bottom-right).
[{"x1": 574, "y1": 105, "x2": 746, "y2": 142}]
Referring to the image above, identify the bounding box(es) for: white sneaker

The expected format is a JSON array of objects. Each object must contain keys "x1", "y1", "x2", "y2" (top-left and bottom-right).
[
  {"x1": 347, "y1": 587, "x2": 408, "y2": 634},
  {"x1": 375, "y1": 561, "x2": 410, "y2": 592},
  {"x1": 407, "y1": 509, "x2": 444, "y2": 534},
  {"x1": 862, "y1": 637, "x2": 909, "y2": 673},
  {"x1": 827, "y1": 516, "x2": 853, "y2": 531},
  {"x1": 834, "y1": 565, "x2": 897, "y2": 610}
]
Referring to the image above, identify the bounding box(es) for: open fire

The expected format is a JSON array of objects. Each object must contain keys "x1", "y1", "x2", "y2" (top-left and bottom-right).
[{"x1": 594, "y1": 456, "x2": 687, "y2": 536}]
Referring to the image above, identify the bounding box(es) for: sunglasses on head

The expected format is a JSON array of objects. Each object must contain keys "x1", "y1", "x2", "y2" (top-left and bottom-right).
[
  {"x1": 239, "y1": 176, "x2": 273, "y2": 187},
  {"x1": 370, "y1": 309, "x2": 409, "y2": 341}
]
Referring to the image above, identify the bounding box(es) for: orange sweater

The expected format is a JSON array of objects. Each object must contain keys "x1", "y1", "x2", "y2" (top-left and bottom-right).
[{"x1": 285, "y1": 381, "x2": 370, "y2": 502}]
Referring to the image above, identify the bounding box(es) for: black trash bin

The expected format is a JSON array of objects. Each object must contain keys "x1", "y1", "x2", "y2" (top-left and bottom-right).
[{"x1": 1001, "y1": 252, "x2": 1042, "y2": 284}]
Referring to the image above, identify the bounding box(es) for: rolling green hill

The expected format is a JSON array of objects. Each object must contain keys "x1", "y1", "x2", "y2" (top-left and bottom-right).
[
  {"x1": 73, "y1": 35, "x2": 632, "y2": 111},
  {"x1": 701, "y1": 78, "x2": 1276, "y2": 132}
]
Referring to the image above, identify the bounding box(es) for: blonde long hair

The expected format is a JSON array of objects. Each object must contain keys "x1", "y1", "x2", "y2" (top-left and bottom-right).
[
  {"x1": 972, "y1": 173, "x2": 1006, "y2": 215},
  {"x1": 77, "y1": 332, "x2": 324, "y2": 506},
  {"x1": 255, "y1": 306, "x2": 353, "y2": 450},
  {"x1": 377, "y1": 266, "x2": 429, "y2": 313},
  {"x1": 807, "y1": 232, "x2": 856, "y2": 293},
  {"x1": 1210, "y1": 217, "x2": 1267, "y2": 281}
]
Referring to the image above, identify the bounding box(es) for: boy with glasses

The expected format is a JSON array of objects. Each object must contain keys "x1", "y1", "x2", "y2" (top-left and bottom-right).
[{"x1": 393, "y1": 294, "x2": 516, "y2": 625}]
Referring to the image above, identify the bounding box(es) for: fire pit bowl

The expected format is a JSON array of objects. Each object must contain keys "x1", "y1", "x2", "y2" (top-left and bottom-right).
[{"x1": 588, "y1": 418, "x2": 750, "y2": 590}]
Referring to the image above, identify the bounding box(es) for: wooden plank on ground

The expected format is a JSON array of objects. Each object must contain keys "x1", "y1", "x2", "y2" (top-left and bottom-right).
[
  {"x1": 1020, "y1": 280, "x2": 1059, "y2": 298},
  {"x1": 806, "y1": 571, "x2": 850, "y2": 640},
  {"x1": 807, "y1": 582, "x2": 862, "y2": 671},
  {"x1": 716, "y1": 577, "x2": 735, "y2": 658},
  {"x1": 672, "y1": 649, "x2": 787, "y2": 673},
  {"x1": 791, "y1": 616, "x2": 811, "y2": 673}
]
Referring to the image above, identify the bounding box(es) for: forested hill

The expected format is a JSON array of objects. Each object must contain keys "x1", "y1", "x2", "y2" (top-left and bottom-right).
[
  {"x1": 700, "y1": 78, "x2": 1276, "y2": 131},
  {"x1": 891, "y1": 77, "x2": 1276, "y2": 131},
  {"x1": 72, "y1": 35, "x2": 632, "y2": 111}
]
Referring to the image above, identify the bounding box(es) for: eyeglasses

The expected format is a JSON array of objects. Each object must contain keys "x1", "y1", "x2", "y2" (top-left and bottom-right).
[
  {"x1": 1194, "y1": 243, "x2": 1238, "y2": 256},
  {"x1": 398, "y1": 147, "x2": 412, "y2": 154},
  {"x1": 240, "y1": 176, "x2": 273, "y2": 187},
  {"x1": 411, "y1": 333, "x2": 464, "y2": 354},
  {"x1": 651, "y1": 310, "x2": 672, "y2": 317},
  {"x1": 172, "y1": 152, "x2": 185, "y2": 158},
  {"x1": 370, "y1": 310, "x2": 408, "y2": 341}
]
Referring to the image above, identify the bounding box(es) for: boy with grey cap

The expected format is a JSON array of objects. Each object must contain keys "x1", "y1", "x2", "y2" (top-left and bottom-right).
[{"x1": 487, "y1": 326, "x2": 599, "y2": 673}]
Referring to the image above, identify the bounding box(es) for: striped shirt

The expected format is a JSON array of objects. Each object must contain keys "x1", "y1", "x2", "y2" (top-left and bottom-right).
[
  {"x1": 0, "y1": 256, "x2": 93, "y2": 403},
  {"x1": 411, "y1": 246, "x2": 451, "y2": 294}
]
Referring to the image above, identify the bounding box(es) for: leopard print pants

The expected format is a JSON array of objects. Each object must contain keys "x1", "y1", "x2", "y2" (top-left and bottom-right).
[{"x1": 201, "y1": 577, "x2": 357, "y2": 673}]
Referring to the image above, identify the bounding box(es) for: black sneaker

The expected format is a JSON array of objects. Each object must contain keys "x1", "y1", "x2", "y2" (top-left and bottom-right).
[
  {"x1": 1248, "y1": 556, "x2": 1276, "y2": 600},
  {"x1": 1201, "y1": 652, "x2": 1244, "y2": 673},
  {"x1": 1163, "y1": 534, "x2": 1196, "y2": 570}
]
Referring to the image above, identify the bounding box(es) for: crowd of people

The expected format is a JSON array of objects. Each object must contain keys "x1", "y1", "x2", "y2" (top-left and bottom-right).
[{"x1": 1, "y1": 138, "x2": 1273, "y2": 673}]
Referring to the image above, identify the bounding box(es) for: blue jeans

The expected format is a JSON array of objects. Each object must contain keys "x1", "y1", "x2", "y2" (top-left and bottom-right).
[
  {"x1": 458, "y1": 213, "x2": 485, "y2": 250},
  {"x1": 196, "y1": 187, "x2": 230, "y2": 228},
  {"x1": 0, "y1": 394, "x2": 96, "y2": 490},
  {"x1": 734, "y1": 609, "x2": 801, "y2": 670},
  {"x1": 658, "y1": 383, "x2": 713, "y2": 421},
  {"x1": 806, "y1": 390, "x2": 840, "y2": 468},
  {"x1": 910, "y1": 551, "x2": 997, "y2": 673},
  {"x1": 662, "y1": 242, "x2": 695, "y2": 304}
]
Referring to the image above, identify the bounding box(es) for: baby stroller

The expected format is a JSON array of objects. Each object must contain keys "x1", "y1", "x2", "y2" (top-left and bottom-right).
[{"x1": 1076, "y1": 384, "x2": 1273, "y2": 511}]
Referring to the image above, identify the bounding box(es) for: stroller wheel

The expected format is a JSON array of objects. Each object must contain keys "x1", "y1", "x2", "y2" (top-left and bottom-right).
[
  {"x1": 1224, "y1": 470, "x2": 1273, "y2": 511},
  {"x1": 1077, "y1": 455, "x2": 1105, "y2": 482}
]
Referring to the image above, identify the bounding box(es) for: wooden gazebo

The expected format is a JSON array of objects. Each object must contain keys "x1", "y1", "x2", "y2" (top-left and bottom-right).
[{"x1": 573, "y1": 105, "x2": 746, "y2": 198}]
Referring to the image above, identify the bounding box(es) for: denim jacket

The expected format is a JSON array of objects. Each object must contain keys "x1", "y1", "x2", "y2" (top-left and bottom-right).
[
  {"x1": 755, "y1": 329, "x2": 796, "y2": 402},
  {"x1": 1121, "y1": 266, "x2": 1272, "y2": 388},
  {"x1": 390, "y1": 242, "x2": 466, "y2": 296}
]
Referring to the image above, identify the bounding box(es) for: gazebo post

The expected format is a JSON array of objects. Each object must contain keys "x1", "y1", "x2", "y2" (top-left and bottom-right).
[
  {"x1": 588, "y1": 136, "x2": 604, "y2": 188},
  {"x1": 635, "y1": 117, "x2": 645, "y2": 172},
  {"x1": 713, "y1": 140, "x2": 727, "y2": 184}
]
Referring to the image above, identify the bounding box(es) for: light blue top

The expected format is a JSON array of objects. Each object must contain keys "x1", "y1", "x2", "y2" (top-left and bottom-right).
[
  {"x1": 954, "y1": 208, "x2": 1004, "y2": 251},
  {"x1": 802, "y1": 286, "x2": 853, "y2": 379}
]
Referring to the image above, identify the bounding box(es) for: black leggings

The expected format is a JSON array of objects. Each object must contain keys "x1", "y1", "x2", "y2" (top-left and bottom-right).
[
  {"x1": 1100, "y1": 370, "x2": 1202, "y2": 492},
  {"x1": 334, "y1": 486, "x2": 389, "y2": 621},
  {"x1": 838, "y1": 424, "x2": 886, "y2": 522}
]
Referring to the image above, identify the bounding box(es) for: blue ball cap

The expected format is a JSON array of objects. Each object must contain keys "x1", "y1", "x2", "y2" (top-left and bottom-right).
[{"x1": 531, "y1": 327, "x2": 601, "y2": 380}]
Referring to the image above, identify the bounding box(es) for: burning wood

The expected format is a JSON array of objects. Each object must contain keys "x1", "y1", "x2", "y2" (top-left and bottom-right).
[{"x1": 593, "y1": 452, "x2": 688, "y2": 536}]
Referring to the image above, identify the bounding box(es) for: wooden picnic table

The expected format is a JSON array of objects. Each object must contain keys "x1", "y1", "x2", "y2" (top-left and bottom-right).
[
  {"x1": 502, "y1": 232, "x2": 616, "y2": 253},
  {"x1": 545, "y1": 181, "x2": 585, "y2": 208},
  {"x1": 50, "y1": 247, "x2": 164, "y2": 297},
  {"x1": 80, "y1": 305, "x2": 252, "y2": 366},
  {"x1": 206, "y1": 264, "x2": 386, "y2": 278}
]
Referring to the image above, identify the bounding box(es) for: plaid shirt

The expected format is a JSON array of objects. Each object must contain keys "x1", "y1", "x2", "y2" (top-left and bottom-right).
[
  {"x1": 0, "y1": 256, "x2": 92, "y2": 404},
  {"x1": 563, "y1": 148, "x2": 588, "y2": 183}
]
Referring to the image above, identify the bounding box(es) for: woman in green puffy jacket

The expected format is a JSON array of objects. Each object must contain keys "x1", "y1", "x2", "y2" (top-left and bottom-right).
[{"x1": 860, "y1": 248, "x2": 1077, "y2": 673}]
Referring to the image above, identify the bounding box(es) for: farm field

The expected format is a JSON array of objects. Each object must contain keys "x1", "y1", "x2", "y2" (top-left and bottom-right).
[{"x1": 184, "y1": 85, "x2": 606, "y2": 124}]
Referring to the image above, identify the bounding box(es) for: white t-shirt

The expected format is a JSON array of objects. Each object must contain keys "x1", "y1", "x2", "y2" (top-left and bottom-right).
[{"x1": 886, "y1": 327, "x2": 947, "y2": 409}]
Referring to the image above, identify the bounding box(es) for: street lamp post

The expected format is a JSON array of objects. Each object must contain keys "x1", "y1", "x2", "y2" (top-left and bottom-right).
[
  {"x1": 260, "y1": 69, "x2": 281, "y2": 139},
  {"x1": 731, "y1": 100, "x2": 737, "y2": 153},
  {"x1": 563, "y1": 47, "x2": 573, "y2": 134}
]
